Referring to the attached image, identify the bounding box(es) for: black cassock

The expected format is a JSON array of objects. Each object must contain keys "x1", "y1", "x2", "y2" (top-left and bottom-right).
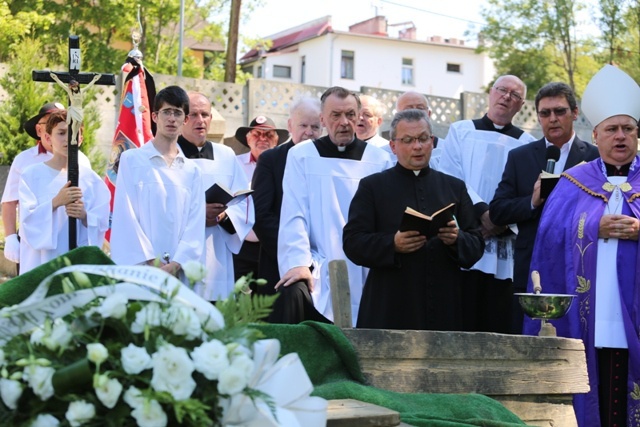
[{"x1": 343, "y1": 163, "x2": 484, "y2": 330}]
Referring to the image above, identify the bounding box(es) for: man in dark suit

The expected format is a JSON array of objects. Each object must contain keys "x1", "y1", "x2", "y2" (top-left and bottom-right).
[
  {"x1": 490, "y1": 82, "x2": 599, "y2": 333},
  {"x1": 251, "y1": 96, "x2": 322, "y2": 295}
]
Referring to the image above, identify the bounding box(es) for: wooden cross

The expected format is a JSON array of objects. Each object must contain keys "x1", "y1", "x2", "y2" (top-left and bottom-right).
[{"x1": 32, "y1": 35, "x2": 116, "y2": 250}]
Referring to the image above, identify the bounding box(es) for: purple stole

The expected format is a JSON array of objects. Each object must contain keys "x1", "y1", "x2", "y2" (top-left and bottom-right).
[{"x1": 525, "y1": 157, "x2": 640, "y2": 427}]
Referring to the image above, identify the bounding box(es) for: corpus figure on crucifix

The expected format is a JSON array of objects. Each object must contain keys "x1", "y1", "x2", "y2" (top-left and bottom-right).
[{"x1": 50, "y1": 72, "x2": 101, "y2": 146}]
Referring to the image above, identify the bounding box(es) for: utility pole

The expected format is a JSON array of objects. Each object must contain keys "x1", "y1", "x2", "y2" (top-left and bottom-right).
[{"x1": 224, "y1": 0, "x2": 241, "y2": 83}]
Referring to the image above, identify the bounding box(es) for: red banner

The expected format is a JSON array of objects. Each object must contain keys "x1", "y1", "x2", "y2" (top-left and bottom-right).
[{"x1": 104, "y1": 58, "x2": 155, "y2": 240}]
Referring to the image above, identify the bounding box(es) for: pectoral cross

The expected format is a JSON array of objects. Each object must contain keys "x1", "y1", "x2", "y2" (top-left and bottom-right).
[{"x1": 32, "y1": 35, "x2": 116, "y2": 250}]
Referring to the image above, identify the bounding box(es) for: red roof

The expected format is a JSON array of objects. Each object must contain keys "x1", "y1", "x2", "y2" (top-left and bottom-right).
[{"x1": 240, "y1": 16, "x2": 332, "y2": 63}]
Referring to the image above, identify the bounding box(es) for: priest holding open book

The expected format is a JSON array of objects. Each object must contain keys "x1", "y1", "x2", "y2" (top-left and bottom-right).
[{"x1": 343, "y1": 109, "x2": 484, "y2": 330}]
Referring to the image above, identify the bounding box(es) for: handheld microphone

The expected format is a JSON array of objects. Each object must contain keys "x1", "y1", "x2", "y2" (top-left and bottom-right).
[{"x1": 545, "y1": 146, "x2": 561, "y2": 173}]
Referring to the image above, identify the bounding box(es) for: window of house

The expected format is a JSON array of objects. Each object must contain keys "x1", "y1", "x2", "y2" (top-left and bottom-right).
[
  {"x1": 273, "y1": 65, "x2": 292, "y2": 79},
  {"x1": 341, "y1": 50, "x2": 354, "y2": 79},
  {"x1": 300, "y1": 56, "x2": 306, "y2": 84},
  {"x1": 402, "y1": 58, "x2": 414, "y2": 85},
  {"x1": 447, "y1": 63, "x2": 461, "y2": 73},
  {"x1": 257, "y1": 65, "x2": 263, "y2": 78}
]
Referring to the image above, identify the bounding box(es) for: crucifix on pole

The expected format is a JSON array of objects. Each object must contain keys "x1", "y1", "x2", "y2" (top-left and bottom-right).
[{"x1": 32, "y1": 35, "x2": 116, "y2": 250}]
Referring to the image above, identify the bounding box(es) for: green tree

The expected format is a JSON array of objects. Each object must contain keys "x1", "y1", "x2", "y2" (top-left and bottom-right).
[
  {"x1": 476, "y1": 0, "x2": 588, "y2": 96},
  {"x1": 597, "y1": 0, "x2": 628, "y2": 64},
  {"x1": 0, "y1": 40, "x2": 53, "y2": 164}
]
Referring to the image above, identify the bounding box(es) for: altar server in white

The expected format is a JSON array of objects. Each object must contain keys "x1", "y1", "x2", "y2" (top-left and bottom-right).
[
  {"x1": 439, "y1": 75, "x2": 536, "y2": 333},
  {"x1": 18, "y1": 110, "x2": 109, "y2": 273},
  {"x1": 111, "y1": 86, "x2": 205, "y2": 278},
  {"x1": 2, "y1": 102, "x2": 91, "y2": 268},
  {"x1": 178, "y1": 92, "x2": 254, "y2": 300},
  {"x1": 275, "y1": 86, "x2": 394, "y2": 325}
]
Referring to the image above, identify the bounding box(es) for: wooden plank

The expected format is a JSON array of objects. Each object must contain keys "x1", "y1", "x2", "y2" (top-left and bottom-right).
[
  {"x1": 327, "y1": 399, "x2": 401, "y2": 426},
  {"x1": 496, "y1": 397, "x2": 578, "y2": 427},
  {"x1": 341, "y1": 329, "x2": 589, "y2": 396},
  {"x1": 329, "y1": 259, "x2": 352, "y2": 328}
]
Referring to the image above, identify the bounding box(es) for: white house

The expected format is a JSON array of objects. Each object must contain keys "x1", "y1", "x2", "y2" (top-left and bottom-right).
[{"x1": 239, "y1": 15, "x2": 496, "y2": 98}]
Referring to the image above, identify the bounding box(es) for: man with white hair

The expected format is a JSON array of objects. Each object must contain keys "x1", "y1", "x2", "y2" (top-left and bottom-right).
[
  {"x1": 525, "y1": 65, "x2": 640, "y2": 427},
  {"x1": 439, "y1": 75, "x2": 536, "y2": 333},
  {"x1": 356, "y1": 95, "x2": 388, "y2": 147},
  {"x1": 252, "y1": 96, "x2": 322, "y2": 295},
  {"x1": 275, "y1": 87, "x2": 393, "y2": 324}
]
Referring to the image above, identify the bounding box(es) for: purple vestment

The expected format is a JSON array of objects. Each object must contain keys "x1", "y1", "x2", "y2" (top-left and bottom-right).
[{"x1": 524, "y1": 157, "x2": 640, "y2": 427}]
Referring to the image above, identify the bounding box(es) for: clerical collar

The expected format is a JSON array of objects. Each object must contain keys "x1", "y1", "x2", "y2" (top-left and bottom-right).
[
  {"x1": 472, "y1": 114, "x2": 525, "y2": 139},
  {"x1": 177, "y1": 136, "x2": 214, "y2": 160},
  {"x1": 395, "y1": 162, "x2": 430, "y2": 177},
  {"x1": 312, "y1": 135, "x2": 366, "y2": 160},
  {"x1": 604, "y1": 161, "x2": 631, "y2": 177}
]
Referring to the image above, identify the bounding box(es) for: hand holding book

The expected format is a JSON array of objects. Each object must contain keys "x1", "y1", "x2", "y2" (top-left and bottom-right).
[
  {"x1": 205, "y1": 182, "x2": 253, "y2": 206},
  {"x1": 399, "y1": 203, "x2": 456, "y2": 239}
]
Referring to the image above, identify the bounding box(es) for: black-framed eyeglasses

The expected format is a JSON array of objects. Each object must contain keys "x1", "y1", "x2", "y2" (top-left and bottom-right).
[
  {"x1": 493, "y1": 86, "x2": 523, "y2": 102},
  {"x1": 537, "y1": 107, "x2": 570, "y2": 118},
  {"x1": 157, "y1": 108, "x2": 185, "y2": 118},
  {"x1": 393, "y1": 134, "x2": 433, "y2": 145}
]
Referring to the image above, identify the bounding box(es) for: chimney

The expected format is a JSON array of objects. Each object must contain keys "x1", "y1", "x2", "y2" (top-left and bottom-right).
[
  {"x1": 430, "y1": 36, "x2": 443, "y2": 43},
  {"x1": 399, "y1": 27, "x2": 416, "y2": 40},
  {"x1": 349, "y1": 16, "x2": 388, "y2": 37}
]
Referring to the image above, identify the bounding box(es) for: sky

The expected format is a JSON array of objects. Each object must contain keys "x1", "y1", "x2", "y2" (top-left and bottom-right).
[{"x1": 236, "y1": 0, "x2": 487, "y2": 52}]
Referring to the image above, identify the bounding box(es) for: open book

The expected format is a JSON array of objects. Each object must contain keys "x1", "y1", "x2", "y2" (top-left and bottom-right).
[
  {"x1": 399, "y1": 203, "x2": 455, "y2": 238},
  {"x1": 205, "y1": 183, "x2": 253, "y2": 206}
]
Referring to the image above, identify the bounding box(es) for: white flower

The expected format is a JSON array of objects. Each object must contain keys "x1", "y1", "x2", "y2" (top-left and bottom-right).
[
  {"x1": 131, "y1": 399, "x2": 168, "y2": 427},
  {"x1": 42, "y1": 319, "x2": 73, "y2": 351},
  {"x1": 30, "y1": 414, "x2": 60, "y2": 427},
  {"x1": 197, "y1": 309, "x2": 225, "y2": 333},
  {"x1": 218, "y1": 365, "x2": 248, "y2": 395},
  {"x1": 0, "y1": 348, "x2": 5, "y2": 367},
  {"x1": 0, "y1": 378, "x2": 23, "y2": 409},
  {"x1": 121, "y1": 344, "x2": 152, "y2": 375},
  {"x1": 150, "y1": 344, "x2": 196, "y2": 400},
  {"x1": 97, "y1": 293, "x2": 128, "y2": 319},
  {"x1": 182, "y1": 260, "x2": 206, "y2": 283},
  {"x1": 93, "y1": 374, "x2": 123, "y2": 409},
  {"x1": 23, "y1": 365, "x2": 54, "y2": 401},
  {"x1": 230, "y1": 353, "x2": 255, "y2": 382},
  {"x1": 86, "y1": 343, "x2": 108, "y2": 365},
  {"x1": 65, "y1": 400, "x2": 95, "y2": 427},
  {"x1": 131, "y1": 302, "x2": 162, "y2": 334},
  {"x1": 162, "y1": 303, "x2": 201, "y2": 339},
  {"x1": 233, "y1": 276, "x2": 248, "y2": 293},
  {"x1": 30, "y1": 327, "x2": 45, "y2": 346},
  {"x1": 123, "y1": 385, "x2": 145, "y2": 409},
  {"x1": 191, "y1": 339, "x2": 229, "y2": 380}
]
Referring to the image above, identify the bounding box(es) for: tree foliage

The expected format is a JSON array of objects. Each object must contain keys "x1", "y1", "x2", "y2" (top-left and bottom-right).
[
  {"x1": 0, "y1": 40, "x2": 53, "y2": 165},
  {"x1": 477, "y1": 0, "x2": 588, "y2": 97}
]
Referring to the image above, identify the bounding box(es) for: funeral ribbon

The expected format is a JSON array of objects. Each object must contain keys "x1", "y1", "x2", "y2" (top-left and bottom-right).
[
  {"x1": 0, "y1": 264, "x2": 225, "y2": 344},
  {"x1": 222, "y1": 338, "x2": 328, "y2": 427}
]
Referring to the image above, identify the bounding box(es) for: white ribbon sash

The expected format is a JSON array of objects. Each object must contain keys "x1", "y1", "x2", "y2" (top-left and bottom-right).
[{"x1": 0, "y1": 265, "x2": 224, "y2": 344}]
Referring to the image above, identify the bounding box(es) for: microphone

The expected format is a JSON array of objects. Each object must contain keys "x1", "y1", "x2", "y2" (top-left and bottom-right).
[{"x1": 545, "y1": 146, "x2": 561, "y2": 173}]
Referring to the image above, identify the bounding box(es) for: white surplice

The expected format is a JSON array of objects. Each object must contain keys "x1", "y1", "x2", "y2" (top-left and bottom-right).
[
  {"x1": 110, "y1": 142, "x2": 205, "y2": 267},
  {"x1": 439, "y1": 119, "x2": 535, "y2": 279},
  {"x1": 3, "y1": 147, "x2": 91, "y2": 204},
  {"x1": 365, "y1": 134, "x2": 389, "y2": 148},
  {"x1": 278, "y1": 140, "x2": 393, "y2": 324},
  {"x1": 191, "y1": 144, "x2": 255, "y2": 300},
  {"x1": 18, "y1": 162, "x2": 110, "y2": 273}
]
